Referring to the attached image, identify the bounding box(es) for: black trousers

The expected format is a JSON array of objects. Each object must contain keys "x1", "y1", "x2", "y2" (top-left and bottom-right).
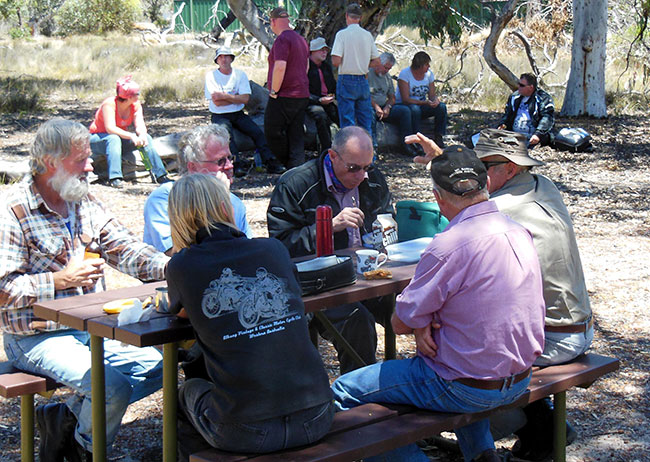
[
  {"x1": 305, "y1": 102, "x2": 339, "y2": 151},
  {"x1": 264, "y1": 97, "x2": 309, "y2": 168},
  {"x1": 210, "y1": 111, "x2": 275, "y2": 164}
]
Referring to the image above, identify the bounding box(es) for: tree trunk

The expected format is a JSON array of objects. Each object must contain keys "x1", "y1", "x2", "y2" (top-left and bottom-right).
[
  {"x1": 560, "y1": 0, "x2": 608, "y2": 117},
  {"x1": 297, "y1": 0, "x2": 393, "y2": 45},
  {"x1": 226, "y1": 0, "x2": 274, "y2": 50},
  {"x1": 483, "y1": 0, "x2": 520, "y2": 91}
]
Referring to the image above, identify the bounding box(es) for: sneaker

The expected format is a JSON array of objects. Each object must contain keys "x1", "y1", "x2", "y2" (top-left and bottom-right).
[
  {"x1": 156, "y1": 175, "x2": 173, "y2": 184},
  {"x1": 266, "y1": 159, "x2": 287, "y2": 175},
  {"x1": 109, "y1": 178, "x2": 124, "y2": 188}
]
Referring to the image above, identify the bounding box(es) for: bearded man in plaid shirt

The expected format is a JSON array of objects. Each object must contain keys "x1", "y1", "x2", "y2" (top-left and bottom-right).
[{"x1": 0, "y1": 118, "x2": 170, "y2": 462}]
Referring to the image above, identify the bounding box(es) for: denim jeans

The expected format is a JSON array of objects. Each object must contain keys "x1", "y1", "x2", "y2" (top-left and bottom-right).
[
  {"x1": 210, "y1": 111, "x2": 275, "y2": 163},
  {"x1": 395, "y1": 102, "x2": 448, "y2": 138},
  {"x1": 177, "y1": 378, "x2": 335, "y2": 462},
  {"x1": 332, "y1": 356, "x2": 531, "y2": 462},
  {"x1": 371, "y1": 104, "x2": 413, "y2": 150},
  {"x1": 264, "y1": 96, "x2": 308, "y2": 168},
  {"x1": 90, "y1": 132, "x2": 167, "y2": 180},
  {"x1": 535, "y1": 324, "x2": 594, "y2": 366},
  {"x1": 4, "y1": 329, "x2": 163, "y2": 452},
  {"x1": 336, "y1": 75, "x2": 373, "y2": 135}
]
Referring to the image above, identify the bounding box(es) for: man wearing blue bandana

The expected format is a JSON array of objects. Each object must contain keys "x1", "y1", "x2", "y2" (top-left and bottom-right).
[{"x1": 267, "y1": 126, "x2": 393, "y2": 374}]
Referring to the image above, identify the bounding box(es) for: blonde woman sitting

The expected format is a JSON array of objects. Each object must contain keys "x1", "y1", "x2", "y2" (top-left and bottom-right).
[{"x1": 165, "y1": 173, "x2": 334, "y2": 461}]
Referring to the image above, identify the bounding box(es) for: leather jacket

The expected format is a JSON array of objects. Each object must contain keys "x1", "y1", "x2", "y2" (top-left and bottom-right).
[
  {"x1": 267, "y1": 152, "x2": 393, "y2": 257},
  {"x1": 499, "y1": 88, "x2": 555, "y2": 136}
]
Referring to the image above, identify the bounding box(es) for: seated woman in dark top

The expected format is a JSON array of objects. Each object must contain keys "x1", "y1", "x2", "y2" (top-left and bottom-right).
[{"x1": 166, "y1": 173, "x2": 334, "y2": 461}]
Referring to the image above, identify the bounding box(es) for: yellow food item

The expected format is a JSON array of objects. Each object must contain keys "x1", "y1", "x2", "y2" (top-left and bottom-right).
[
  {"x1": 363, "y1": 269, "x2": 393, "y2": 280},
  {"x1": 102, "y1": 298, "x2": 139, "y2": 314}
]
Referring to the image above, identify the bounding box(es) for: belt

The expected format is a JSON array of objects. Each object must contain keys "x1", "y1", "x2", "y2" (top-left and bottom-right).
[
  {"x1": 454, "y1": 368, "x2": 531, "y2": 390},
  {"x1": 545, "y1": 317, "x2": 593, "y2": 334}
]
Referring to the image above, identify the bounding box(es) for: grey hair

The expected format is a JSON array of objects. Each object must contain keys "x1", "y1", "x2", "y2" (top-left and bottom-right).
[
  {"x1": 331, "y1": 126, "x2": 372, "y2": 155},
  {"x1": 178, "y1": 124, "x2": 230, "y2": 174},
  {"x1": 30, "y1": 118, "x2": 89, "y2": 175},
  {"x1": 432, "y1": 179, "x2": 489, "y2": 208},
  {"x1": 379, "y1": 52, "x2": 395, "y2": 66}
]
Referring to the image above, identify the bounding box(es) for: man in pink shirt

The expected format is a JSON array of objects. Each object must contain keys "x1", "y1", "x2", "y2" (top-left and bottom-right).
[{"x1": 332, "y1": 145, "x2": 545, "y2": 462}]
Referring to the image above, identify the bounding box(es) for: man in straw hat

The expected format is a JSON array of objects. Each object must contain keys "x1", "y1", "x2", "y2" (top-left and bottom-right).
[
  {"x1": 473, "y1": 128, "x2": 592, "y2": 460},
  {"x1": 206, "y1": 46, "x2": 286, "y2": 178},
  {"x1": 332, "y1": 144, "x2": 545, "y2": 462}
]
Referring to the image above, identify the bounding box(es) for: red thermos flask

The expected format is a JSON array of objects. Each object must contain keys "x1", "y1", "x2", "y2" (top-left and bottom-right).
[{"x1": 316, "y1": 205, "x2": 334, "y2": 257}]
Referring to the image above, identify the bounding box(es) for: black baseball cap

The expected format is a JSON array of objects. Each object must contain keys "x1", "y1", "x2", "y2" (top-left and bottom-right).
[
  {"x1": 430, "y1": 145, "x2": 487, "y2": 196},
  {"x1": 270, "y1": 7, "x2": 289, "y2": 18}
]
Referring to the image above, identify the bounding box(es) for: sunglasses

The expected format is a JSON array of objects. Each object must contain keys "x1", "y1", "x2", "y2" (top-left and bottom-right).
[
  {"x1": 333, "y1": 150, "x2": 374, "y2": 173},
  {"x1": 481, "y1": 160, "x2": 510, "y2": 169},
  {"x1": 200, "y1": 155, "x2": 234, "y2": 168},
  {"x1": 518, "y1": 82, "x2": 530, "y2": 87}
]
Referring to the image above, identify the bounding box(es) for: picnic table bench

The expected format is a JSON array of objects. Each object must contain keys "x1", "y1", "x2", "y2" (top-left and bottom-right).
[
  {"x1": 190, "y1": 353, "x2": 619, "y2": 462},
  {"x1": 0, "y1": 361, "x2": 64, "y2": 462}
]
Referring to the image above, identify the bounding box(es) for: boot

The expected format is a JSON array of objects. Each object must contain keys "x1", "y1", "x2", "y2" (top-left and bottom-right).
[
  {"x1": 513, "y1": 397, "x2": 577, "y2": 461},
  {"x1": 473, "y1": 448, "x2": 512, "y2": 462},
  {"x1": 36, "y1": 403, "x2": 78, "y2": 462}
]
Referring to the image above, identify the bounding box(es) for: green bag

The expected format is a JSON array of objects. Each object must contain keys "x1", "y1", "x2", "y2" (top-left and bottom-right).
[{"x1": 395, "y1": 200, "x2": 449, "y2": 242}]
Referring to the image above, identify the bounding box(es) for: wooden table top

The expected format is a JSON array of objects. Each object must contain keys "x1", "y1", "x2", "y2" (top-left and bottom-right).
[{"x1": 32, "y1": 252, "x2": 417, "y2": 348}]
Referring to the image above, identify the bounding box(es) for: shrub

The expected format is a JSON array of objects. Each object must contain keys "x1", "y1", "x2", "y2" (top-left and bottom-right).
[
  {"x1": 0, "y1": 77, "x2": 44, "y2": 113},
  {"x1": 56, "y1": 0, "x2": 140, "y2": 35},
  {"x1": 142, "y1": 84, "x2": 178, "y2": 105}
]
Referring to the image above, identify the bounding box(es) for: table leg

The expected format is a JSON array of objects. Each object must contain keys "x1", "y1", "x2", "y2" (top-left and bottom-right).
[
  {"x1": 20, "y1": 394, "x2": 34, "y2": 462},
  {"x1": 163, "y1": 342, "x2": 178, "y2": 462},
  {"x1": 313, "y1": 312, "x2": 366, "y2": 369},
  {"x1": 553, "y1": 391, "x2": 567, "y2": 462},
  {"x1": 90, "y1": 334, "x2": 107, "y2": 462},
  {"x1": 384, "y1": 295, "x2": 396, "y2": 360}
]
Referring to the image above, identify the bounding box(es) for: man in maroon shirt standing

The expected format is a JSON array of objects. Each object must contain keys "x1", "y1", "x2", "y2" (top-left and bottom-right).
[{"x1": 265, "y1": 7, "x2": 310, "y2": 168}]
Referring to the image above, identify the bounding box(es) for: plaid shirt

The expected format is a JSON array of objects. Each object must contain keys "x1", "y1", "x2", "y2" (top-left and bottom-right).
[{"x1": 0, "y1": 176, "x2": 170, "y2": 335}]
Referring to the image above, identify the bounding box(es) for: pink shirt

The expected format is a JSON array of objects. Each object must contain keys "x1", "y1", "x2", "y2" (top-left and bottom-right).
[
  {"x1": 396, "y1": 200, "x2": 545, "y2": 380},
  {"x1": 89, "y1": 97, "x2": 139, "y2": 134}
]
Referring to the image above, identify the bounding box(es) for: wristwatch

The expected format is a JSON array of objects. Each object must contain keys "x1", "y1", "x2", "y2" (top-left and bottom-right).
[{"x1": 270, "y1": 90, "x2": 278, "y2": 97}]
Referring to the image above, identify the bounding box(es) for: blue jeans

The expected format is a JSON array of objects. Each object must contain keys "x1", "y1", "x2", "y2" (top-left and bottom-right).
[
  {"x1": 535, "y1": 324, "x2": 594, "y2": 366},
  {"x1": 90, "y1": 132, "x2": 167, "y2": 181},
  {"x1": 4, "y1": 330, "x2": 163, "y2": 452},
  {"x1": 177, "y1": 378, "x2": 334, "y2": 461},
  {"x1": 210, "y1": 110, "x2": 275, "y2": 164},
  {"x1": 336, "y1": 75, "x2": 373, "y2": 135},
  {"x1": 395, "y1": 102, "x2": 448, "y2": 138},
  {"x1": 332, "y1": 356, "x2": 531, "y2": 462},
  {"x1": 371, "y1": 104, "x2": 413, "y2": 149}
]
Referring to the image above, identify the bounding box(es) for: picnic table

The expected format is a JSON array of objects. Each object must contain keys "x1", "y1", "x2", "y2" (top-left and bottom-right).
[{"x1": 32, "y1": 249, "x2": 418, "y2": 462}]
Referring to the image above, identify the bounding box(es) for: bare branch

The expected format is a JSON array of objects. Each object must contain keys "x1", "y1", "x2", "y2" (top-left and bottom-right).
[
  {"x1": 508, "y1": 29, "x2": 539, "y2": 75},
  {"x1": 483, "y1": 0, "x2": 520, "y2": 91}
]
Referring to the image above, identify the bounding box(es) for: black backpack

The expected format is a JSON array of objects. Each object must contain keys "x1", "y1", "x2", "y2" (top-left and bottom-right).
[{"x1": 552, "y1": 127, "x2": 593, "y2": 152}]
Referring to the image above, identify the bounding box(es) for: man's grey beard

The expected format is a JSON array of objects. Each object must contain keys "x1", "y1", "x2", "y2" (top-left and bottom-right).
[{"x1": 49, "y1": 167, "x2": 89, "y2": 202}]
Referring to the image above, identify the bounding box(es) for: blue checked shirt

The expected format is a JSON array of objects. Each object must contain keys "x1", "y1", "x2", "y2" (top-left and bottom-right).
[{"x1": 0, "y1": 177, "x2": 169, "y2": 335}]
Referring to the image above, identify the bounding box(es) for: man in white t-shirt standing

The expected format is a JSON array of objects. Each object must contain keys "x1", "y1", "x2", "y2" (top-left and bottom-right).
[
  {"x1": 331, "y1": 3, "x2": 381, "y2": 136},
  {"x1": 206, "y1": 47, "x2": 286, "y2": 177}
]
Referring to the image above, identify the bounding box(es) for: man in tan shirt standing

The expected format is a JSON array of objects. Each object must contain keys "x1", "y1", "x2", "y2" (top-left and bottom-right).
[{"x1": 331, "y1": 3, "x2": 381, "y2": 136}]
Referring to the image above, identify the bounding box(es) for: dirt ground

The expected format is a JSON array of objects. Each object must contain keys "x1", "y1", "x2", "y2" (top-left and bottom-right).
[{"x1": 0, "y1": 103, "x2": 648, "y2": 461}]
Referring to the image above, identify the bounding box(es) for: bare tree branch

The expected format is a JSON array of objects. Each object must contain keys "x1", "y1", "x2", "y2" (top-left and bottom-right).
[
  {"x1": 483, "y1": 0, "x2": 520, "y2": 91},
  {"x1": 508, "y1": 29, "x2": 540, "y2": 75}
]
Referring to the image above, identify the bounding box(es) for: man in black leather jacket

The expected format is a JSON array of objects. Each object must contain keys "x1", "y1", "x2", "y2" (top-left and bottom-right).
[
  {"x1": 498, "y1": 73, "x2": 555, "y2": 147},
  {"x1": 267, "y1": 126, "x2": 393, "y2": 374}
]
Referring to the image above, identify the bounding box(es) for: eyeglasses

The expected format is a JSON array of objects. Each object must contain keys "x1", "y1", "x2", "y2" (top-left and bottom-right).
[
  {"x1": 333, "y1": 151, "x2": 375, "y2": 173},
  {"x1": 481, "y1": 160, "x2": 510, "y2": 170},
  {"x1": 200, "y1": 155, "x2": 234, "y2": 168}
]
